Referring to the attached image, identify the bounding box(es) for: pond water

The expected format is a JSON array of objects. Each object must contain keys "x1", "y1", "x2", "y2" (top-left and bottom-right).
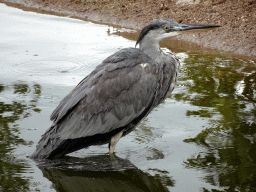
[{"x1": 0, "y1": 3, "x2": 256, "y2": 192}]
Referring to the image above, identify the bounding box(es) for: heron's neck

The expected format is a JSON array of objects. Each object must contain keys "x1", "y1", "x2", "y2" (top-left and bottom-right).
[{"x1": 139, "y1": 39, "x2": 162, "y2": 63}]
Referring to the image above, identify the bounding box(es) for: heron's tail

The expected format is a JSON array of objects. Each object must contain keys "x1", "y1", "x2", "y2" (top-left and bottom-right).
[
  {"x1": 30, "y1": 125, "x2": 94, "y2": 159},
  {"x1": 29, "y1": 125, "x2": 63, "y2": 159}
]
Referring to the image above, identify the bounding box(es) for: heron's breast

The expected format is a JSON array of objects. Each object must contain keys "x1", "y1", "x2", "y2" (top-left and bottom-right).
[
  {"x1": 170, "y1": 71, "x2": 178, "y2": 91},
  {"x1": 166, "y1": 55, "x2": 180, "y2": 97}
]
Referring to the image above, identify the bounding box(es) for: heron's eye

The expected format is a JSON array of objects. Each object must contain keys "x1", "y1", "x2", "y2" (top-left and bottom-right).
[{"x1": 164, "y1": 26, "x2": 169, "y2": 31}]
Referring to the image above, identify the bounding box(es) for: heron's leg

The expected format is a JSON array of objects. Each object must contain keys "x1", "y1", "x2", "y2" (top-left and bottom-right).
[{"x1": 109, "y1": 130, "x2": 123, "y2": 154}]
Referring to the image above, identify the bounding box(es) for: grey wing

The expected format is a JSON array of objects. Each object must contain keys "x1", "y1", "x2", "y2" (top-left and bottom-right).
[
  {"x1": 48, "y1": 48, "x2": 160, "y2": 139},
  {"x1": 50, "y1": 48, "x2": 149, "y2": 122}
]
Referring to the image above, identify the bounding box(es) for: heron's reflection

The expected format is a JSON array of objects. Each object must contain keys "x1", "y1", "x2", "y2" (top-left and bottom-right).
[{"x1": 37, "y1": 154, "x2": 170, "y2": 192}]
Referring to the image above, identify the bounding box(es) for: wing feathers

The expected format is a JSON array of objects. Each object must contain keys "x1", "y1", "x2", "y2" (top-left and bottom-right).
[{"x1": 46, "y1": 48, "x2": 160, "y2": 140}]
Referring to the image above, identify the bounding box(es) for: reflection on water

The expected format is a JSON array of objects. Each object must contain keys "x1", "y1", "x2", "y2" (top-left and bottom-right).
[
  {"x1": 177, "y1": 54, "x2": 256, "y2": 191},
  {"x1": 0, "y1": 82, "x2": 41, "y2": 192},
  {"x1": 37, "y1": 155, "x2": 171, "y2": 192}
]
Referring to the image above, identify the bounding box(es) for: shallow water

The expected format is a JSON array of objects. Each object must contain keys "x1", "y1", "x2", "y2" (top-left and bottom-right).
[{"x1": 0, "y1": 3, "x2": 256, "y2": 192}]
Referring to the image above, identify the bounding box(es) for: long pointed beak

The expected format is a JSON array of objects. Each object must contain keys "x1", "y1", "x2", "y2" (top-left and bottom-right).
[{"x1": 176, "y1": 23, "x2": 221, "y2": 31}]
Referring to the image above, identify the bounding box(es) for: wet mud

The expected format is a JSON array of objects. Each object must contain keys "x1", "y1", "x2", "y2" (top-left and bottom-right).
[{"x1": 1, "y1": 0, "x2": 256, "y2": 59}]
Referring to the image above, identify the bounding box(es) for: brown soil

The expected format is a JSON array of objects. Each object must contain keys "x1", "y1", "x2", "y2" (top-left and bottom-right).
[{"x1": 2, "y1": 0, "x2": 256, "y2": 59}]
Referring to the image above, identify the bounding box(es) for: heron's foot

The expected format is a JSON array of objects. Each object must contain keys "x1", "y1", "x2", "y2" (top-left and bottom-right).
[{"x1": 109, "y1": 151, "x2": 115, "y2": 155}]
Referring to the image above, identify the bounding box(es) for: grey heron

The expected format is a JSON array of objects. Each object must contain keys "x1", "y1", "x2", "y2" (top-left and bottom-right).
[{"x1": 30, "y1": 19, "x2": 220, "y2": 159}]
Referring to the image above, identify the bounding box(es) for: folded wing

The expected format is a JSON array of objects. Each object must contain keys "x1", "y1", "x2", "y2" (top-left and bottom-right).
[{"x1": 32, "y1": 48, "x2": 161, "y2": 159}]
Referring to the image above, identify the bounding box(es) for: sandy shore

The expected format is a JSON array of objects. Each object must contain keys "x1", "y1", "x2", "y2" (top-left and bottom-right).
[{"x1": 2, "y1": 0, "x2": 256, "y2": 59}]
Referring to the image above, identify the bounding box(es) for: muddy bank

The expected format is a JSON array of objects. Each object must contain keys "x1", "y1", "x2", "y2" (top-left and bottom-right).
[{"x1": 2, "y1": 0, "x2": 256, "y2": 59}]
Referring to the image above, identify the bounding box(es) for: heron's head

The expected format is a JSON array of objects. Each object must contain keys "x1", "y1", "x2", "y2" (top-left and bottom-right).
[{"x1": 136, "y1": 19, "x2": 220, "y2": 47}]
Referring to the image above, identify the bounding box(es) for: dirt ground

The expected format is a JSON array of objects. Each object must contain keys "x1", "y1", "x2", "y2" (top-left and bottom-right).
[{"x1": 2, "y1": 0, "x2": 256, "y2": 59}]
